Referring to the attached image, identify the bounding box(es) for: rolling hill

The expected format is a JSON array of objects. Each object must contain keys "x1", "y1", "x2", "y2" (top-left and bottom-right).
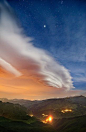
[
  {"x1": 0, "y1": 96, "x2": 86, "y2": 132},
  {"x1": 1, "y1": 96, "x2": 86, "y2": 119}
]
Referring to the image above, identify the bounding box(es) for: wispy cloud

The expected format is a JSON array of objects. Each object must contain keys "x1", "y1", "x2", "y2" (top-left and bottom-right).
[
  {"x1": 0, "y1": 1, "x2": 74, "y2": 90},
  {"x1": 0, "y1": 58, "x2": 22, "y2": 76}
]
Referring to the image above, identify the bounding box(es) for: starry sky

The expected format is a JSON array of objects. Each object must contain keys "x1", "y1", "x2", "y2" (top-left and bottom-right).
[{"x1": 0, "y1": 0, "x2": 86, "y2": 99}]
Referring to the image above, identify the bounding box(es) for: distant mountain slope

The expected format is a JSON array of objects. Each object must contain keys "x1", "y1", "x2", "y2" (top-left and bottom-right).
[
  {"x1": 0, "y1": 95, "x2": 86, "y2": 107},
  {"x1": 0, "y1": 97, "x2": 86, "y2": 132},
  {"x1": 0, "y1": 101, "x2": 27, "y2": 120},
  {"x1": 28, "y1": 96, "x2": 86, "y2": 119},
  {"x1": 0, "y1": 96, "x2": 86, "y2": 119}
]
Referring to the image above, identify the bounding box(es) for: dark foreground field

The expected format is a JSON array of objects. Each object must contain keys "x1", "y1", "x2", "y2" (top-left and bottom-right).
[
  {"x1": 0, "y1": 116, "x2": 55, "y2": 132},
  {"x1": 0, "y1": 96, "x2": 86, "y2": 132},
  {"x1": 53, "y1": 115, "x2": 86, "y2": 132},
  {"x1": 0, "y1": 115, "x2": 86, "y2": 132}
]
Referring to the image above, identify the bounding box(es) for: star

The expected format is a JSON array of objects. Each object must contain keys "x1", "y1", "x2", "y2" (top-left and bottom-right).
[{"x1": 44, "y1": 25, "x2": 46, "y2": 28}]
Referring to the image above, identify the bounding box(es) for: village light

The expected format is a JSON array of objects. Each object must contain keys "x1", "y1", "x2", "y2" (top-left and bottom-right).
[
  {"x1": 42, "y1": 115, "x2": 53, "y2": 123},
  {"x1": 46, "y1": 116, "x2": 53, "y2": 122},
  {"x1": 61, "y1": 109, "x2": 72, "y2": 113}
]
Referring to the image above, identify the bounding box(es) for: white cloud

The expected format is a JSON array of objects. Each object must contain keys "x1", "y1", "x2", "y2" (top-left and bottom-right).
[
  {"x1": 0, "y1": 1, "x2": 74, "y2": 90},
  {"x1": 0, "y1": 58, "x2": 22, "y2": 76}
]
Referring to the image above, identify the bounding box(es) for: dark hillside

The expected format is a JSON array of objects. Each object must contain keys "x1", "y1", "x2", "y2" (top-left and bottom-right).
[
  {"x1": 0, "y1": 116, "x2": 55, "y2": 132},
  {"x1": 53, "y1": 115, "x2": 86, "y2": 132},
  {"x1": 0, "y1": 96, "x2": 86, "y2": 119}
]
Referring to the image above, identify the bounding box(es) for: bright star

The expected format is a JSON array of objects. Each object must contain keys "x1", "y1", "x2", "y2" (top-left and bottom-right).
[{"x1": 44, "y1": 25, "x2": 46, "y2": 28}]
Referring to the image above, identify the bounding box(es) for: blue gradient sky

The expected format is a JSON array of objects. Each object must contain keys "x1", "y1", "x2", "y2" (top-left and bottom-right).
[{"x1": 6, "y1": 0, "x2": 86, "y2": 91}]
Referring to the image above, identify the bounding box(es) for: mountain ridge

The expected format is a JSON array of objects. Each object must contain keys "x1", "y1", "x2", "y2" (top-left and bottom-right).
[{"x1": 0, "y1": 95, "x2": 86, "y2": 119}]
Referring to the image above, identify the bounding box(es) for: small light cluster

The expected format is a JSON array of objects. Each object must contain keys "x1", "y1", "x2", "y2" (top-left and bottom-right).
[
  {"x1": 42, "y1": 113, "x2": 48, "y2": 117},
  {"x1": 61, "y1": 109, "x2": 72, "y2": 113},
  {"x1": 42, "y1": 115, "x2": 53, "y2": 123},
  {"x1": 30, "y1": 114, "x2": 33, "y2": 117}
]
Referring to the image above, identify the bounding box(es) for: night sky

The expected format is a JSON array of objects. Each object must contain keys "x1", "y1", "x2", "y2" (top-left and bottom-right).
[{"x1": 0, "y1": 0, "x2": 86, "y2": 99}]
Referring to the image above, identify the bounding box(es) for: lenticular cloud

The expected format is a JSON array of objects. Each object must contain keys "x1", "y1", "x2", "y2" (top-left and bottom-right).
[{"x1": 0, "y1": 1, "x2": 74, "y2": 90}]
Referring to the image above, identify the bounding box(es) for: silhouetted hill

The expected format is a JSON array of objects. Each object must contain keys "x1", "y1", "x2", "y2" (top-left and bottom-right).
[
  {"x1": 0, "y1": 96, "x2": 86, "y2": 119},
  {"x1": 0, "y1": 116, "x2": 55, "y2": 132},
  {"x1": 0, "y1": 97, "x2": 86, "y2": 132},
  {"x1": 28, "y1": 96, "x2": 86, "y2": 119},
  {"x1": 53, "y1": 115, "x2": 86, "y2": 132},
  {"x1": 0, "y1": 115, "x2": 86, "y2": 132},
  {"x1": 0, "y1": 101, "x2": 27, "y2": 120}
]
